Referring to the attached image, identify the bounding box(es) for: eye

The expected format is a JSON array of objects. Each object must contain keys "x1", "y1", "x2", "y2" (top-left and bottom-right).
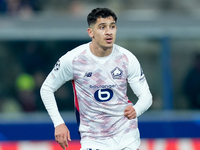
[
  {"x1": 100, "y1": 26, "x2": 104, "y2": 29},
  {"x1": 110, "y1": 25, "x2": 116, "y2": 29}
]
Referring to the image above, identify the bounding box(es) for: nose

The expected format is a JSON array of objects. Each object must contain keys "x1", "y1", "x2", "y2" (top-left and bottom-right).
[{"x1": 105, "y1": 27, "x2": 112, "y2": 35}]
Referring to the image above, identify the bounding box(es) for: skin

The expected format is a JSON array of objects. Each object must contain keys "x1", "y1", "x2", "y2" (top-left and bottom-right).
[
  {"x1": 55, "y1": 123, "x2": 71, "y2": 150},
  {"x1": 55, "y1": 16, "x2": 137, "y2": 150},
  {"x1": 124, "y1": 105, "x2": 137, "y2": 120}
]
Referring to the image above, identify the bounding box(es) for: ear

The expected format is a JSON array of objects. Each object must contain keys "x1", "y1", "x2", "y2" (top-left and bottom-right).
[{"x1": 87, "y1": 28, "x2": 94, "y2": 38}]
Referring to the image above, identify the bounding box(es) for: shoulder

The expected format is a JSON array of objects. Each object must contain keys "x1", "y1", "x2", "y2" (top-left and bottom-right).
[
  {"x1": 63, "y1": 43, "x2": 88, "y2": 58},
  {"x1": 114, "y1": 44, "x2": 138, "y2": 63},
  {"x1": 60, "y1": 43, "x2": 88, "y2": 63},
  {"x1": 54, "y1": 43, "x2": 88, "y2": 72}
]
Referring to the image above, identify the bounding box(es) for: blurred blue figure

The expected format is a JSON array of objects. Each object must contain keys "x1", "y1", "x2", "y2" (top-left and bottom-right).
[
  {"x1": 0, "y1": 0, "x2": 7, "y2": 13},
  {"x1": 183, "y1": 53, "x2": 200, "y2": 109}
]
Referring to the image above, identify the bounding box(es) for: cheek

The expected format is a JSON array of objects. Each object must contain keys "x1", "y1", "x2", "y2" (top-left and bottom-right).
[
  {"x1": 113, "y1": 32, "x2": 117, "y2": 39},
  {"x1": 94, "y1": 32, "x2": 103, "y2": 40}
]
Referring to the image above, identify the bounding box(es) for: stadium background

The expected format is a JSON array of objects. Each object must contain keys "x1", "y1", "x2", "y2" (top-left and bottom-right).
[{"x1": 0, "y1": 0, "x2": 200, "y2": 149}]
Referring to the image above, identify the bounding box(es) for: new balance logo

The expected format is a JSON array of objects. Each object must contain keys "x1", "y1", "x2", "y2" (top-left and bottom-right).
[{"x1": 84, "y1": 72, "x2": 92, "y2": 77}]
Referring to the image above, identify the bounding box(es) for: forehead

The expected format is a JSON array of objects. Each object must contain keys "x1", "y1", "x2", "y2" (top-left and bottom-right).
[{"x1": 95, "y1": 16, "x2": 115, "y2": 25}]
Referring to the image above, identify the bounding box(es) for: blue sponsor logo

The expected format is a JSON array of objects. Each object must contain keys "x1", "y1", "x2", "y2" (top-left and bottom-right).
[
  {"x1": 90, "y1": 84, "x2": 116, "y2": 88},
  {"x1": 94, "y1": 89, "x2": 113, "y2": 102}
]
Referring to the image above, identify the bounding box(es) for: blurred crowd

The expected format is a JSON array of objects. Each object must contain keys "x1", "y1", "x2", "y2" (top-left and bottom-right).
[
  {"x1": 0, "y1": 41, "x2": 89, "y2": 113},
  {"x1": 0, "y1": 0, "x2": 40, "y2": 18},
  {"x1": 1, "y1": 0, "x2": 200, "y2": 18}
]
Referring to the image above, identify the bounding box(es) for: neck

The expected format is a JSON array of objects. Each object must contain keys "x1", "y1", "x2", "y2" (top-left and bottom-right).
[{"x1": 89, "y1": 43, "x2": 113, "y2": 57}]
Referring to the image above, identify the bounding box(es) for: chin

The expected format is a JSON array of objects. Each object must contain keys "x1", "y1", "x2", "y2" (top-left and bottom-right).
[
  {"x1": 106, "y1": 42, "x2": 114, "y2": 47},
  {"x1": 103, "y1": 45, "x2": 113, "y2": 50}
]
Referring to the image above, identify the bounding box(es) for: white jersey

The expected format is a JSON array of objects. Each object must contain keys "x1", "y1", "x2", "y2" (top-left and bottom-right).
[{"x1": 40, "y1": 42, "x2": 152, "y2": 140}]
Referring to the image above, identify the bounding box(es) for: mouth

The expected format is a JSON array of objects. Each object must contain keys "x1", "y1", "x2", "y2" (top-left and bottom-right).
[{"x1": 105, "y1": 37, "x2": 113, "y2": 43}]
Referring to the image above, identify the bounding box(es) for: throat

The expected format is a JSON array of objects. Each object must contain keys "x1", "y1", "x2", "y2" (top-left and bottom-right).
[{"x1": 90, "y1": 43, "x2": 113, "y2": 57}]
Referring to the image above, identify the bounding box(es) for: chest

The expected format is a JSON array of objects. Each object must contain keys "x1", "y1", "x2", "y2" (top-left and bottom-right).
[{"x1": 73, "y1": 55, "x2": 128, "y2": 85}]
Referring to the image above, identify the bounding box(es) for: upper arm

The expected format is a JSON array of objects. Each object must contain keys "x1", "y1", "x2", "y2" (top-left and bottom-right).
[
  {"x1": 127, "y1": 53, "x2": 150, "y2": 96},
  {"x1": 41, "y1": 52, "x2": 73, "y2": 92}
]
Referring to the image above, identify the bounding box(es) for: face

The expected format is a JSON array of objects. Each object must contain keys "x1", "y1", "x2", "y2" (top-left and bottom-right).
[{"x1": 87, "y1": 16, "x2": 117, "y2": 50}]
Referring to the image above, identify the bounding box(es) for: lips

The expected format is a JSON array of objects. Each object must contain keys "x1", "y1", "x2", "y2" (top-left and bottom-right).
[{"x1": 105, "y1": 37, "x2": 113, "y2": 43}]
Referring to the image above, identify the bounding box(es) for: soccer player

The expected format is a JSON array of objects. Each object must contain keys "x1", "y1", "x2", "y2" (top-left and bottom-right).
[{"x1": 40, "y1": 8, "x2": 153, "y2": 150}]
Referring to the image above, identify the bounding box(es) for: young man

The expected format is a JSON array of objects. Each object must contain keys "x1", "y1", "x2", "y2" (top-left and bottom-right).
[{"x1": 40, "y1": 8, "x2": 152, "y2": 150}]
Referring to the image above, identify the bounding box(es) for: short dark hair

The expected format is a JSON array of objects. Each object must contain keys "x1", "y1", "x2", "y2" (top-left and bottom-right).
[{"x1": 87, "y1": 8, "x2": 117, "y2": 27}]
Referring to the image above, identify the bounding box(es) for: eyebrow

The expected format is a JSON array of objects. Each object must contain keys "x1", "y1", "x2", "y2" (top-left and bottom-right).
[{"x1": 98, "y1": 22, "x2": 116, "y2": 27}]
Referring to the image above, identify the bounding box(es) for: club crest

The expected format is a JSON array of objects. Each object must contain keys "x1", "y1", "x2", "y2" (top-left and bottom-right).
[{"x1": 111, "y1": 67, "x2": 123, "y2": 79}]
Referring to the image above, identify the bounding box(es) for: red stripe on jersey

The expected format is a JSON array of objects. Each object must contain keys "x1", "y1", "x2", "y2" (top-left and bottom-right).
[
  {"x1": 128, "y1": 100, "x2": 132, "y2": 103},
  {"x1": 72, "y1": 80, "x2": 79, "y2": 112}
]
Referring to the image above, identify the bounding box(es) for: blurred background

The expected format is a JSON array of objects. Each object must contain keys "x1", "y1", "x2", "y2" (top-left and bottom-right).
[{"x1": 0, "y1": 0, "x2": 200, "y2": 149}]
